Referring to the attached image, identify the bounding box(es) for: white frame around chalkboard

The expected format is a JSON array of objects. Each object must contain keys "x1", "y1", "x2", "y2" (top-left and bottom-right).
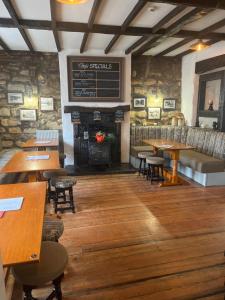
[{"x1": 67, "y1": 56, "x2": 124, "y2": 102}]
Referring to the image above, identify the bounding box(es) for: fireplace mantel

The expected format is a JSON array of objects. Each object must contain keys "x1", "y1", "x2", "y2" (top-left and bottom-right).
[{"x1": 64, "y1": 105, "x2": 130, "y2": 113}]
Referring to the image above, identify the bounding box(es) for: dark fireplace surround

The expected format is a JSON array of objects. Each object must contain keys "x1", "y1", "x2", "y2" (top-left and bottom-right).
[{"x1": 64, "y1": 105, "x2": 130, "y2": 169}]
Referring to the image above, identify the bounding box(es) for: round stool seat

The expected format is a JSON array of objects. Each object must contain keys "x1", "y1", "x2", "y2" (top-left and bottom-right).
[
  {"x1": 12, "y1": 241, "x2": 68, "y2": 286},
  {"x1": 146, "y1": 157, "x2": 165, "y2": 165},
  {"x1": 43, "y1": 169, "x2": 68, "y2": 180},
  {"x1": 42, "y1": 217, "x2": 64, "y2": 242},
  {"x1": 138, "y1": 151, "x2": 154, "y2": 159},
  {"x1": 51, "y1": 177, "x2": 77, "y2": 189}
]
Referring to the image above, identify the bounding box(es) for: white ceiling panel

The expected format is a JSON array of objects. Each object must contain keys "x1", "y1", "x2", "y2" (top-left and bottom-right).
[
  {"x1": 114, "y1": 36, "x2": 140, "y2": 51},
  {"x1": 86, "y1": 33, "x2": 114, "y2": 50},
  {"x1": 95, "y1": 0, "x2": 138, "y2": 26},
  {"x1": 11, "y1": 0, "x2": 51, "y2": 20},
  {"x1": 131, "y1": 2, "x2": 176, "y2": 28},
  {"x1": 214, "y1": 25, "x2": 225, "y2": 33},
  {"x1": 143, "y1": 37, "x2": 183, "y2": 56},
  {"x1": 26, "y1": 29, "x2": 57, "y2": 52},
  {"x1": 163, "y1": 7, "x2": 194, "y2": 29},
  {"x1": 59, "y1": 31, "x2": 84, "y2": 50},
  {"x1": 56, "y1": 0, "x2": 94, "y2": 22},
  {"x1": 0, "y1": 0, "x2": 11, "y2": 18},
  {"x1": 182, "y1": 10, "x2": 225, "y2": 31},
  {"x1": 0, "y1": 28, "x2": 28, "y2": 50}
]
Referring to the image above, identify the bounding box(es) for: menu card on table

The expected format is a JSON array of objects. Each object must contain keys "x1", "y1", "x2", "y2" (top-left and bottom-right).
[
  {"x1": 0, "y1": 197, "x2": 23, "y2": 212},
  {"x1": 35, "y1": 140, "x2": 51, "y2": 144},
  {"x1": 26, "y1": 155, "x2": 50, "y2": 160}
]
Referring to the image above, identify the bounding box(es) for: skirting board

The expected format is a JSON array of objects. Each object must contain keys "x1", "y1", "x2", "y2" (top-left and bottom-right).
[{"x1": 130, "y1": 156, "x2": 225, "y2": 187}]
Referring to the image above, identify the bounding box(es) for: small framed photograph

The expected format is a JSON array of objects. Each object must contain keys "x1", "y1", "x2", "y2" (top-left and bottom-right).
[
  {"x1": 163, "y1": 98, "x2": 176, "y2": 111},
  {"x1": 148, "y1": 107, "x2": 161, "y2": 120},
  {"x1": 8, "y1": 92, "x2": 23, "y2": 104},
  {"x1": 40, "y1": 97, "x2": 54, "y2": 111},
  {"x1": 133, "y1": 97, "x2": 146, "y2": 108},
  {"x1": 20, "y1": 109, "x2": 37, "y2": 121}
]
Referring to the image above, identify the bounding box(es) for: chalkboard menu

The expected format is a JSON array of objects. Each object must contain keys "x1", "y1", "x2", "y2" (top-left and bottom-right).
[{"x1": 68, "y1": 56, "x2": 124, "y2": 102}]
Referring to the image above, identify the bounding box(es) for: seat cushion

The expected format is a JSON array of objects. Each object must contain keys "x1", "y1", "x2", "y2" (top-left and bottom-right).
[
  {"x1": 138, "y1": 151, "x2": 154, "y2": 159},
  {"x1": 51, "y1": 176, "x2": 77, "y2": 188},
  {"x1": 146, "y1": 157, "x2": 165, "y2": 165},
  {"x1": 12, "y1": 241, "x2": 68, "y2": 286},
  {"x1": 42, "y1": 217, "x2": 64, "y2": 242},
  {"x1": 179, "y1": 150, "x2": 225, "y2": 173},
  {"x1": 130, "y1": 146, "x2": 153, "y2": 157}
]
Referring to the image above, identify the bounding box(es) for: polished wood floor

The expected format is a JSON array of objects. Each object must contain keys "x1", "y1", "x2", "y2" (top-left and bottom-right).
[
  {"x1": 58, "y1": 174, "x2": 225, "y2": 300},
  {"x1": 13, "y1": 174, "x2": 225, "y2": 299}
]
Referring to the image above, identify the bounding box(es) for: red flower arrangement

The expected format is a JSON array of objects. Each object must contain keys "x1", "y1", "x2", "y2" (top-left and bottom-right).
[{"x1": 95, "y1": 131, "x2": 105, "y2": 143}]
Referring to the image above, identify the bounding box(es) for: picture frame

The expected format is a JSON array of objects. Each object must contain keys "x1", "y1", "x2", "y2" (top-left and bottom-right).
[
  {"x1": 133, "y1": 97, "x2": 146, "y2": 108},
  {"x1": 148, "y1": 107, "x2": 161, "y2": 120},
  {"x1": 40, "y1": 97, "x2": 54, "y2": 111},
  {"x1": 163, "y1": 98, "x2": 176, "y2": 111},
  {"x1": 20, "y1": 109, "x2": 37, "y2": 121},
  {"x1": 7, "y1": 92, "x2": 23, "y2": 104}
]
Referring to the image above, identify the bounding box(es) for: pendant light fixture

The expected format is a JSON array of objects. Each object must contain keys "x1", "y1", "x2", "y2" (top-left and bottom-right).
[
  {"x1": 190, "y1": 40, "x2": 209, "y2": 52},
  {"x1": 56, "y1": 0, "x2": 88, "y2": 4}
]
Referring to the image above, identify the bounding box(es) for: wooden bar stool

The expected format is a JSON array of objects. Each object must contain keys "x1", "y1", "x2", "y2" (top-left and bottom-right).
[
  {"x1": 51, "y1": 177, "x2": 76, "y2": 214},
  {"x1": 146, "y1": 157, "x2": 165, "y2": 184},
  {"x1": 137, "y1": 151, "x2": 154, "y2": 176},
  {"x1": 12, "y1": 241, "x2": 68, "y2": 300}
]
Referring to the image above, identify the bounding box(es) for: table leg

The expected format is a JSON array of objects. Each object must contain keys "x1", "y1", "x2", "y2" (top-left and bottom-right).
[
  {"x1": 28, "y1": 172, "x2": 40, "y2": 182},
  {"x1": 160, "y1": 150, "x2": 183, "y2": 187}
]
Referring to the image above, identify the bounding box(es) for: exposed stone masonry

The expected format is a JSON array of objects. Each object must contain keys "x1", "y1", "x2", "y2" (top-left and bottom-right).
[
  {"x1": 0, "y1": 52, "x2": 61, "y2": 148},
  {"x1": 131, "y1": 56, "x2": 182, "y2": 126}
]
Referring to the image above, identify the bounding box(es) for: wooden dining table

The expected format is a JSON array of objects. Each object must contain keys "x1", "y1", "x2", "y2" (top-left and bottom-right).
[
  {"x1": 143, "y1": 139, "x2": 194, "y2": 187},
  {"x1": 0, "y1": 182, "x2": 46, "y2": 266},
  {"x1": 0, "y1": 150, "x2": 60, "y2": 182},
  {"x1": 22, "y1": 138, "x2": 59, "y2": 150}
]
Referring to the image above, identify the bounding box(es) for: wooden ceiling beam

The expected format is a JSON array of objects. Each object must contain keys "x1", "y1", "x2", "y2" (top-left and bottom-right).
[
  {"x1": 0, "y1": 37, "x2": 10, "y2": 52},
  {"x1": 2, "y1": 0, "x2": 34, "y2": 51},
  {"x1": 158, "y1": 17, "x2": 225, "y2": 57},
  {"x1": 144, "y1": 0, "x2": 225, "y2": 10},
  {"x1": 80, "y1": 0, "x2": 102, "y2": 53},
  {"x1": 0, "y1": 18, "x2": 225, "y2": 39},
  {"x1": 133, "y1": 7, "x2": 203, "y2": 56},
  {"x1": 125, "y1": 5, "x2": 186, "y2": 55},
  {"x1": 105, "y1": 0, "x2": 147, "y2": 54},
  {"x1": 50, "y1": 0, "x2": 61, "y2": 52}
]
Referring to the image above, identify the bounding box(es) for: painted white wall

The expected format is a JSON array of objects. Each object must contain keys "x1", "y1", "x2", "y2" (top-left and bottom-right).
[
  {"x1": 58, "y1": 49, "x2": 131, "y2": 165},
  {"x1": 181, "y1": 41, "x2": 225, "y2": 126}
]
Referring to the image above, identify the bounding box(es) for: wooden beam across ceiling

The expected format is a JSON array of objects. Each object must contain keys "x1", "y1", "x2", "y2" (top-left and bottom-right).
[
  {"x1": 0, "y1": 36, "x2": 10, "y2": 52},
  {"x1": 145, "y1": 0, "x2": 225, "y2": 10},
  {"x1": 50, "y1": 0, "x2": 61, "y2": 52},
  {"x1": 80, "y1": 0, "x2": 102, "y2": 53},
  {"x1": 0, "y1": 18, "x2": 225, "y2": 41},
  {"x1": 125, "y1": 5, "x2": 186, "y2": 55},
  {"x1": 132, "y1": 7, "x2": 203, "y2": 56},
  {"x1": 104, "y1": 0, "x2": 147, "y2": 54},
  {"x1": 2, "y1": 0, "x2": 34, "y2": 52}
]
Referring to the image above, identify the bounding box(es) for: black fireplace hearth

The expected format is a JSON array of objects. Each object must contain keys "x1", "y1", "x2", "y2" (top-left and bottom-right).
[{"x1": 73, "y1": 112, "x2": 121, "y2": 170}]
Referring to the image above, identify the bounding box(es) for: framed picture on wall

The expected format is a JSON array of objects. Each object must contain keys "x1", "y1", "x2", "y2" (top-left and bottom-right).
[
  {"x1": 148, "y1": 107, "x2": 161, "y2": 120},
  {"x1": 20, "y1": 109, "x2": 37, "y2": 121},
  {"x1": 40, "y1": 97, "x2": 54, "y2": 111},
  {"x1": 133, "y1": 97, "x2": 146, "y2": 108},
  {"x1": 163, "y1": 98, "x2": 176, "y2": 111},
  {"x1": 8, "y1": 92, "x2": 23, "y2": 104}
]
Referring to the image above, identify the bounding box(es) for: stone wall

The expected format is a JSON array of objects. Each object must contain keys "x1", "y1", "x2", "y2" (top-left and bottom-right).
[
  {"x1": 0, "y1": 52, "x2": 61, "y2": 148},
  {"x1": 131, "y1": 56, "x2": 182, "y2": 126}
]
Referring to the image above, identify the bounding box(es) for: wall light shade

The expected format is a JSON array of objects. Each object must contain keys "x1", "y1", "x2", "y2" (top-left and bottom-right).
[
  {"x1": 56, "y1": 0, "x2": 88, "y2": 4},
  {"x1": 190, "y1": 40, "x2": 209, "y2": 51}
]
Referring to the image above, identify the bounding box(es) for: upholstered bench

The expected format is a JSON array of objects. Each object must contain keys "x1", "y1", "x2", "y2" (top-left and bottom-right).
[{"x1": 130, "y1": 125, "x2": 225, "y2": 186}]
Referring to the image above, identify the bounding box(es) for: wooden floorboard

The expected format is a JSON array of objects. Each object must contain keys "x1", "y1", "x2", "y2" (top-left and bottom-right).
[{"x1": 16, "y1": 174, "x2": 225, "y2": 299}]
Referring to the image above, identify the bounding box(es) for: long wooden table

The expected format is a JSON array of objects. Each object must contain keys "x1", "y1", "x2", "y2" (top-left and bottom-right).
[
  {"x1": 22, "y1": 138, "x2": 59, "y2": 150},
  {"x1": 143, "y1": 139, "x2": 194, "y2": 187},
  {"x1": 0, "y1": 150, "x2": 60, "y2": 182},
  {"x1": 0, "y1": 182, "x2": 46, "y2": 266}
]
